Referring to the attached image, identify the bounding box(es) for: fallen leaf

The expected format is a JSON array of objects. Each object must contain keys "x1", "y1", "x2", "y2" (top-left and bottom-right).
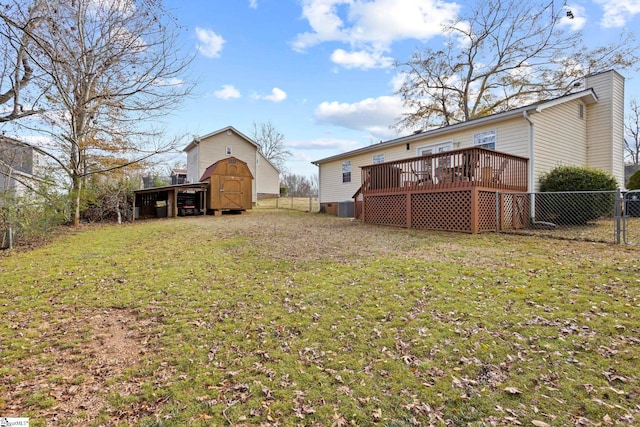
[
  {"x1": 372, "y1": 407, "x2": 382, "y2": 422},
  {"x1": 531, "y1": 421, "x2": 550, "y2": 427},
  {"x1": 504, "y1": 387, "x2": 522, "y2": 394}
]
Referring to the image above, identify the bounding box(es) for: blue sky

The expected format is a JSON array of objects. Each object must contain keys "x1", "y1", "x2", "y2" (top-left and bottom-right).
[{"x1": 162, "y1": 0, "x2": 640, "y2": 177}]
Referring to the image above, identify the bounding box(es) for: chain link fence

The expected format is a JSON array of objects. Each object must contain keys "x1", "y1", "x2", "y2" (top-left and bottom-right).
[
  {"x1": 499, "y1": 190, "x2": 640, "y2": 245},
  {"x1": 623, "y1": 190, "x2": 640, "y2": 245},
  {"x1": 255, "y1": 196, "x2": 319, "y2": 213},
  {"x1": 1, "y1": 193, "x2": 68, "y2": 249}
]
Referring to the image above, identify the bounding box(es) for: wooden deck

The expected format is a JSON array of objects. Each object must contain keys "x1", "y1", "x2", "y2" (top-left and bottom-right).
[{"x1": 354, "y1": 147, "x2": 529, "y2": 233}]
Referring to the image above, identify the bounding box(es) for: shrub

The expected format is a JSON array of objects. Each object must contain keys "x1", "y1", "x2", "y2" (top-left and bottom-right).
[
  {"x1": 81, "y1": 180, "x2": 135, "y2": 223},
  {"x1": 537, "y1": 166, "x2": 618, "y2": 225},
  {"x1": 627, "y1": 168, "x2": 640, "y2": 190}
]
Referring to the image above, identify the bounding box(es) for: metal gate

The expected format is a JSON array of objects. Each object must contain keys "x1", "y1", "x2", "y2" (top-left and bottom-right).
[{"x1": 623, "y1": 190, "x2": 640, "y2": 245}]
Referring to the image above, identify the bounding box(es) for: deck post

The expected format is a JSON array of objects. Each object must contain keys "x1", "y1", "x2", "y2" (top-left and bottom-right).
[
  {"x1": 470, "y1": 188, "x2": 478, "y2": 234},
  {"x1": 406, "y1": 193, "x2": 412, "y2": 228}
]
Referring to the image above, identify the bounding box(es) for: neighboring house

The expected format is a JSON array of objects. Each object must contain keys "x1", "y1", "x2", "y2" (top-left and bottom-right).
[
  {"x1": 170, "y1": 168, "x2": 187, "y2": 185},
  {"x1": 312, "y1": 70, "x2": 626, "y2": 213},
  {"x1": 184, "y1": 126, "x2": 280, "y2": 202},
  {"x1": 0, "y1": 139, "x2": 46, "y2": 198}
]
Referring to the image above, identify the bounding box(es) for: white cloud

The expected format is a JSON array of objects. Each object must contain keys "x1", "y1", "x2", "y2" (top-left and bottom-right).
[
  {"x1": 249, "y1": 0, "x2": 258, "y2": 8},
  {"x1": 330, "y1": 49, "x2": 393, "y2": 69},
  {"x1": 595, "y1": 0, "x2": 640, "y2": 27},
  {"x1": 315, "y1": 95, "x2": 408, "y2": 140},
  {"x1": 292, "y1": 0, "x2": 460, "y2": 69},
  {"x1": 389, "y1": 72, "x2": 408, "y2": 92},
  {"x1": 286, "y1": 138, "x2": 362, "y2": 151},
  {"x1": 255, "y1": 87, "x2": 287, "y2": 103},
  {"x1": 214, "y1": 85, "x2": 241, "y2": 100},
  {"x1": 195, "y1": 27, "x2": 225, "y2": 58},
  {"x1": 154, "y1": 77, "x2": 184, "y2": 87}
]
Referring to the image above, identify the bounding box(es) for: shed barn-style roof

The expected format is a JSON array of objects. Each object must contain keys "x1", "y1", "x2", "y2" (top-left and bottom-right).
[{"x1": 199, "y1": 157, "x2": 254, "y2": 182}]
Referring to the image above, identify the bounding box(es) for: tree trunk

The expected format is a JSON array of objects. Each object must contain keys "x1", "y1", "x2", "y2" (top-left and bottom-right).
[
  {"x1": 116, "y1": 197, "x2": 122, "y2": 224},
  {"x1": 72, "y1": 174, "x2": 82, "y2": 227}
]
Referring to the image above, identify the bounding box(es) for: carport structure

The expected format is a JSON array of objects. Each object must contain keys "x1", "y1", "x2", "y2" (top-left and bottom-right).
[{"x1": 133, "y1": 183, "x2": 208, "y2": 220}]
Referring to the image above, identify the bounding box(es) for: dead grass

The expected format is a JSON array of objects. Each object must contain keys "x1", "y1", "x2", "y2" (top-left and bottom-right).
[{"x1": 0, "y1": 210, "x2": 639, "y2": 426}]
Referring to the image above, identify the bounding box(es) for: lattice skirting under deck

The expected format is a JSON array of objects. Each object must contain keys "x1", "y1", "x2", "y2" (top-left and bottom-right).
[{"x1": 361, "y1": 189, "x2": 528, "y2": 233}]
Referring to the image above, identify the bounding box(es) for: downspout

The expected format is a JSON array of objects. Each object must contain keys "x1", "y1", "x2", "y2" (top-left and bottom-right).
[{"x1": 523, "y1": 110, "x2": 535, "y2": 221}]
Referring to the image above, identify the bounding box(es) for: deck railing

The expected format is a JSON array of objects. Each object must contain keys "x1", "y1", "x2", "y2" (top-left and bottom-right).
[{"x1": 358, "y1": 147, "x2": 528, "y2": 195}]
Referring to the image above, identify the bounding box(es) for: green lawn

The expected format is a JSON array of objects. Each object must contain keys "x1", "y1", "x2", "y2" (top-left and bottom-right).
[{"x1": 0, "y1": 210, "x2": 638, "y2": 426}]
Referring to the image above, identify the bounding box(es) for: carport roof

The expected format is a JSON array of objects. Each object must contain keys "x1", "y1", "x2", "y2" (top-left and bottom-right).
[{"x1": 133, "y1": 182, "x2": 208, "y2": 194}]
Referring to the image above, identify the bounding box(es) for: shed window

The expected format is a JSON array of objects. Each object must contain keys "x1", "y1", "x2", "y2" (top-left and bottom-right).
[
  {"x1": 474, "y1": 130, "x2": 496, "y2": 150},
  {"x1": 342, "y1": 161, "x2": 352, "y2": 183},
  {"x1": 226, "y1": 146, "x2": 232, "y2": 155}
]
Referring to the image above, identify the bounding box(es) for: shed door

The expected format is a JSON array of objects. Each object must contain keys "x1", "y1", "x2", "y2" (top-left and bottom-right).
[{"x1": 220, "y1": 178, "x2": 243, "y2": 209}]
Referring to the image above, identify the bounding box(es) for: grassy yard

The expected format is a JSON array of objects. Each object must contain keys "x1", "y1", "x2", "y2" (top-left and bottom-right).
[{"x1": 0, "y1": 210, "x2": 638, "y2": 426}]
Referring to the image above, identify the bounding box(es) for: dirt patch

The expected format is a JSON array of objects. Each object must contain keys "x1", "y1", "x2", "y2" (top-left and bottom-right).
[{"x1": 2, "y1": 309, "x2": 167, "y2": 425}]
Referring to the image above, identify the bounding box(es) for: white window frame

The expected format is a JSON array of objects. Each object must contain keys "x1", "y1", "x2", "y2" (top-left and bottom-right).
[
  {"x1": 473, "y1": 130, "x2": 496, "y2": 150},
  {"x1": 415, "y1": 141, "x2": 454, "y2": 171},
  {"x1": 226, "y1": 146, "x2": 232, "y2": 155},
  {"x1": 342, "y1": 160, "x2": 352, "y2": 183},
  {"x1": 416, "y1": 141, "x2": 453, "y2": 156},
  {"x1": 372, "y1": 153, "x2": 385, "y2": 164}
]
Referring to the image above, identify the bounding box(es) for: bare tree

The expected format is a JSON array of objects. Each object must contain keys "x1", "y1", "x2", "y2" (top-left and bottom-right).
[
  {"x1": 281, "y1": 173, "x2": 317, "y2": 197},
  {"x1": 395, "y1": 0, "x2": 640, "y2": 131},
  {"x1": 0, "y1": 0, "x2": 44, "y2": 123},
  {"x1": 625, "y1": 98, "x2": 640, "y2": 166},
  {"x1": 0, "y1": 0, "x2": 194, "y2": 226},
  {"x1": 251, "y1": 120, "x2": 291, "y2": 170}
]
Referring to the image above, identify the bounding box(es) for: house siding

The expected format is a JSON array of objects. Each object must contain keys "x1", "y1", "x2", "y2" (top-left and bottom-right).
[
  {"x1": 256, "y1": 152, "x2": 280, "y2": 197},
  {"x1": 318, "y1": 117, "x2": 530, "y2": 204},
  {"x1": 585, "y1": 71, "x2": 626, "y2": 187},
  {"x1": 198, "y1": 132, "x2": 257, "y2": 178},
  {"x1": 531, "y1": 100, "x2": 588, "y2": 189},
  {"x1": 612, "y1": 74, "x2": 626, "y2": 185},
  {"x1": 186, "y1": 148, "x2": 199, "y2": 183}
]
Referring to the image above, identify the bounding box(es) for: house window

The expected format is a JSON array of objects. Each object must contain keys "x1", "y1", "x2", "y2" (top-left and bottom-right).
[
  {"x1": 226, "y1": 146, "x2": 232, "y2": 155},
  {"x1": 474, "y1": 130, "x2": 496, "y2": 150},
  {"x1": 342, "y1": 161, "x2": 352, "y2": 183},
  {"x1": 372, "y1": 153, "x2": 385, "y2": 164},
  {"x1": 416, "y1": 141, "x2": 453, "y2": 156}
]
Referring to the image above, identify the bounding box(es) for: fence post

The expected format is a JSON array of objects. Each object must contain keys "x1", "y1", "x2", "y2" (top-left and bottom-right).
[
  {"x1": 615, "y1": 188, "x2": 621, "y2": 244},
  {"x1": 496, "y1": 191, "x2": 500, "y2": 233},
  {"x1": 309, "y1": 197, "x2": 312, "y2": 212}
]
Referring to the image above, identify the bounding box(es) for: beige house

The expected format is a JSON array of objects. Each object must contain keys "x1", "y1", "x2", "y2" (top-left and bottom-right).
[
  {"x1": 184, "y1": 126, "x2": 281, "y2": 202},
  {"x1": 313, "y1": 70, "x2": 625, "y2": 213}
]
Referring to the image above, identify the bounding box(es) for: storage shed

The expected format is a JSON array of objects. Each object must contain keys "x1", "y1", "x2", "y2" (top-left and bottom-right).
[{"x1": 200, "y1": 157, "x2": 253, "y2": 214}]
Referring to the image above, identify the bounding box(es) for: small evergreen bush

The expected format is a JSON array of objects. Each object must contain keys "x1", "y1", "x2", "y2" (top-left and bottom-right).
[
  {"x1": 627, "y1": 168, "x2": 640, "y2": 190},
  {"x1": 537, "y1": 166, "x2": 618, "y2": 225}
]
